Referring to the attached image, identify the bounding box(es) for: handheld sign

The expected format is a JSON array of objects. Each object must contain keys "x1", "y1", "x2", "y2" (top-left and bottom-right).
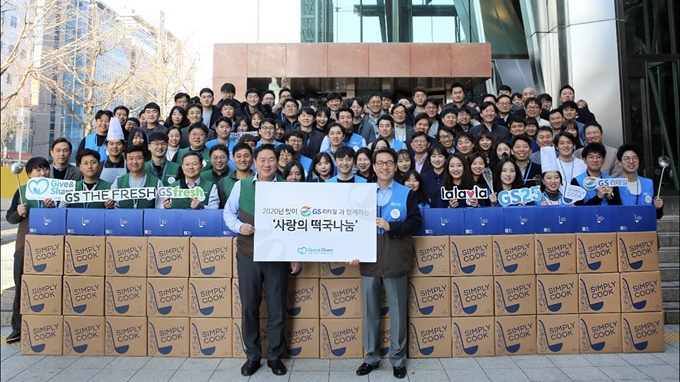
[
  {"x1": 498, "y1": 186, "x2": 541, "y2": 206},
  {"x1": 63, "y1": 186, "x2": 206, "y2": 204},
  {"x1": 561, "y1": 185, "x2": 587, "y2": 204},
  {"x1": 440, "y1": 185, "x2": 489, "y2": 200},
  {"x1": 582, "y1": 177, "x2": 628, "y2": 190},
  {"x1": 25, "y1": 177, "x2": 75, "y2": 201}
]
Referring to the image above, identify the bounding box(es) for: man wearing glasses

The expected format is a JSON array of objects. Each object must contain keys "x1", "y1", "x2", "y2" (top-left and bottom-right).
[
  {"x1": 348, "y1": 148, "x2": 422, "y2": 379},
  {"x1": 145, "y1": 132, "x2": 181, "y2": 186},
  {"x1": 574, "y1": 122, "x2": 623, "y2": 177}
]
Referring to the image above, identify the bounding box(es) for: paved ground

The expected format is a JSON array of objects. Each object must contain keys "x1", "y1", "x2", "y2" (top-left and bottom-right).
[{"x1": 1, "y1": 325, "x2": 679, "y2": 382}]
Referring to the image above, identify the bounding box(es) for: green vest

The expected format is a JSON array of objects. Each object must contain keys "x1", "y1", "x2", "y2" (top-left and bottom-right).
[
  {"x1": 168, "y1": 179, "x2": 215, "y2": 209},
  {"x1": 237, "y1": 176, "x2": 284, "y2": 257},
  {"x1": 144, "y1": 160, "x2": 181, "y2": 186},
  {"x1": 175, "y1": 147, "x2": 212, "y2": 170},
  {"x1": 115, "y1": 173, "x2": 160, "y2": 209},
  {"x1": 69, "y1": 180, "x2": 112, "y2": 208},
  {"x1": 19, "y1": 185, "x2": 43, "y2": 211}
]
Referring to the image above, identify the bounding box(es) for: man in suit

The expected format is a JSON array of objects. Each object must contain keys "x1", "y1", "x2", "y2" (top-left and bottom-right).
[
  {"x1": 573, "y1": 122, "x2": 622, "y2": 177},
  {"x1": 49, "y1": 138, "x2": 82, "y2": 181}
]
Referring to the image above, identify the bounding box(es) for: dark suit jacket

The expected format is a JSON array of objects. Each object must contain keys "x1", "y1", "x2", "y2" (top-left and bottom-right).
[{"x1": 50, "y1": 164, "x2": 83, "y2": 181}]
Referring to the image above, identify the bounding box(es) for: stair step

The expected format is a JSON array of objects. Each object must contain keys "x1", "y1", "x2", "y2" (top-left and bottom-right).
[
  {"x1": 1, "y1": 309, "x2": 11, "y2": 327},
  {"x1": 658, "y1": 218, "x2": 679, "y2": 232},
  {"x1": 660, "y1": 247, "x2": 679, "y2": 263},
  {"x1": 660, "y1": 263, "x2": 679, "y2": 282},
  {"x1": 659, "y1": 233, "x2": 679, "y2": 248},
  {"x1": 664, "y1": 301, "x2": 679, "y2": 324},
  {"x1": 2, "y1": 287, "x2": 15, "y2": 305},
  {"x1": 662, "y1": 282, "x2": 679, "y2": 302}
]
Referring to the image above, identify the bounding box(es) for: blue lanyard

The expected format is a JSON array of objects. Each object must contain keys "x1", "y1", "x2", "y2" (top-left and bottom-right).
[{"x1": 522, "y1": 162, "x2": 533, "y2": 184}]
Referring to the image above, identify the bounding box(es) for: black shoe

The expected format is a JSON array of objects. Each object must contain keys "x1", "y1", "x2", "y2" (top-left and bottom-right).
[
  {"x1": 240, "y1": 360, "x2": 260, "y2": 376},
  {"x1": 5, "y1": 330, "x2": 20, "y2": 344},
  {"x1": 267, "y1": 359, "x2": 287, "y2": 375},
  {"x1": 393, "y1": 366, "x2": 407, "y2": 379},
  {"x1": 356, "y1": 362, "x2": 379, "y2": 376}
]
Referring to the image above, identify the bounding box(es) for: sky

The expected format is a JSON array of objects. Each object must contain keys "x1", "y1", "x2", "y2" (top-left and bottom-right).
[{"x1": 104, "y1": 0, "x2": 301, "y2": 93}]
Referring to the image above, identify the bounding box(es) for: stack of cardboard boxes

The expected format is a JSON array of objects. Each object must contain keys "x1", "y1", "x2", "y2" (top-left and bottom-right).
[{"x1": 20, "y1": 206, "x2": 664, "y2": 358}]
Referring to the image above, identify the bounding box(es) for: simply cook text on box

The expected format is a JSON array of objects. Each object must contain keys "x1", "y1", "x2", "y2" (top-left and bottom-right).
[
  {"x1": 408, "y1": 317, "x2": 452, "y2": 358},
  {"x1": 232, "y1": 319, "x2": 268, "y2": 358},
  {"x1": 536, "y1": 314, "x2": 580, "y2": 355},
  {"x1": 535, "y1": 234, "x2": 577, "y2": 274},
  {"x1": 147, "y1": 237, "x2": 190, "y2": 277},
  {"x1": 408, "y1": 277, "x2": 451, "y2": 318},
  {"x1": 578, "y1": 273, "x2": 621, "y2": 313},
  {"x1": 105, "y1": 237, "x2": 148, "y2": 277},
  {"x1": 450, "y1": 236, "x2": 493, "y2": 276},
  {"x1": 286, "y1": 278, "x2": 319, "y2": 319},
  {"x1": 621, "y1": 312, "x2": 665, "y2": 353},
  {"x1": 617, "y1": 232, "x2": 659, "y2": 273},
  {"x1": 451, "y1": 276, "x2": 494, "y2": 317},
  {"x1": 64, "y1": 236, "x2": 106, "y2": 276},
  {"x1": 284, "y1": 318, "x2": 320, "y2": 358},
  {"x1": 20, "y1": 315, "x2": 63, "y2": 355},
  {"x1": 105, "y1": 277, "x2": 146, "y2": 316},
  {"x1": 189, "y1": 237, "x2": 232, "y2": 278},
  {"x1": 63, "y1": 276, "x2": 104, "y2": 316},
  {"x1": 410, "y1": 236, "x2": 450, "y2": 276},
  {"x1": 63, "y1": 315, "x2": 105, "y2": 355},
  {"x1": 620, "y1": 271, "x2": 663, "y2": 313},
  {"x1": 452, "y1": 316, "x2": 495, "y2": 357},
  {"x1": 576, "y1": 233, "x2": 618, "y2": 273},
  {"x1": 536, "y1": 274, "x2": 578, "y2": 315},
  {"x1": 147, "y1": 278, "x2": 188, "y2": 317},
  {"x1": 188, "y1": 278, "x2": 231, "y2": 318},
  {"x1": 494, "y1": 275, "x2": 536, "y2": 316},
  {"x1": 494, "y1": 315, "x2": 536, "y2": 356},
  {"x1": 23, "y1": 235, "x2": 64, "y2": 275},
  {"x1": 579, "y1": 313, "x2": 622, "y2": 353},
  {"x1": 319, "y1": 279, "x2": 362, "y2": 319},
  {"x1": 105, "y1": 316, "x2": 147, "y2": 356},
  {"x1": 147, "y1": 317, "x2": 189, "y2": 357},
  {"x1": 190, "y1": 318, "x2": 232, "y2": 358},
  {"x1": 492, "y1": 235, "x2": 535, "y2": 275},
  {"x1": 21, "y1": 275, "x2": 62, "y2": 315}
]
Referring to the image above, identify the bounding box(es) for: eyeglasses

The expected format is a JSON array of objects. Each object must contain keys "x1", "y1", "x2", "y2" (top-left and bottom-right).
[
  {"x1": 261, "y1": 126, "x2": 275, "y2": 131},
  {"x1": 375, "y1": 161, "x2": 395, "y2": 167},
  {"x1": 412, "y1": 139, "x2": 427, "y2": 144},
  {"x1": 622, "y1": 156, "x2": 639, "y2": 162},
  {"x1": 150, "y1": 142, "x2": 168, "y2": 147}
]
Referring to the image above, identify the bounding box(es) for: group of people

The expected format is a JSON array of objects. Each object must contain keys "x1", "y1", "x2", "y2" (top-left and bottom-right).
[{"x1": 5, "y1": 81, "x2": 665, "y2": 378}]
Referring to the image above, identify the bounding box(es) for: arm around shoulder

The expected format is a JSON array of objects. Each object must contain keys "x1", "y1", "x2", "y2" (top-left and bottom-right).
[{"x1": 388, "y1": 190, "x2": 422, "y2": 237}]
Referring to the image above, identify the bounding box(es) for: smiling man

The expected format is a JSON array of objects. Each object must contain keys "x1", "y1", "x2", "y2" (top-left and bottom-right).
[{"x1": 49, "y1": 138, "x2": 82, "y2": 181}]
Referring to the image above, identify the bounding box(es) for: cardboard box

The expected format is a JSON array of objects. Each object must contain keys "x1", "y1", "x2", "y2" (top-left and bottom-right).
[
  {"x1": 535, "y1": 234, "x2": 577, "y2": 274},
  {"x1": 450, "y1": 236, "x2": 493, "y2": 276},
  {"x1": 189, "y1": 278, "x2": 231, "y2": 318},
  {"x1": 579, "y1": 206, "x2": 618, "y2": 232},
  {"x1": 492, "y1": 234, "x2": 535, "y2": 275},
  {"x1": 620, "y1": 271, "x2": 663, "y2": 313},
  {"x1": 617, "y1": 232, "x2": 659, "y2": 273},
  {"x1": 190, "y1": 318, "x2": 232, "y2": 358},
  {"x1": 147, "y1": 317, "x2": 189, "y2": 357},
  {"x1": 20, "y1": 275, "x2": 62, "y2": 315},
  {"x1": 408, "y1": 318, "x2": 451, "y2": 357},
  {"x1": 289, "y1": 262, "x2": 320, "y2": 278},
  {"x1": 147, "y1": 237, "x2": 190, "y2": 277},
  {"x1": 284, "y1": 318, "x2": 319, "y2": 358},
  {"x1": 189, "y1": 237, "x2": 232, "y2": 278},
  {"x1": 104, "y1": 209, "x2": 144, "y2": 236},
  {"x1": 464, "y1": 207, "x2": 503, "y2": 235},
  {"x1": 451, "y1": 276, "x2": 494, "y2": 317},
  {"x1": 536, "y1": 314, "x2": 580, "y2": 355},
  {"x1": 618, "y1": 205, "x2": 657, "y2": 232},
  {"x1": 182, "y1": 209, "x2": 224, "y2": 237},
  {"x1": 494, "y1": 315, "x2": 536, "y2": 355},
  {"x1": 320, "y1": 319, "x2": 363, "y2": 359},
  {"x1": 408, "y1": 277, "x2": 451, "y2": 318},
  {"x1": 422, "y1": 208, "x2": 465, "y2": 235},
  {"x1": 286, "y1": 278, "x2": 319, "y2": 319},
  {"x1": 622, "y1": 312, "x2": 665, "y2": 353},
  {"x1": 541, "y1": 206, "x2": 580, "y2": 233},
  {"x1": 20, "y1": 315, "x2": 62, "y2": 355},
  {"x1": 319, "y1": 279, "x2": 362, "y2": 319},
  {"x1": 578, "y1": 273, "x2": 620, "y2": 313},
  {"x1": 536, "y1": 275, "x2": 578, "y2": 315},
  {"x1": 105, "y1": 277, "x2": 146, "y2": 316},
  {"x1": 452, "y1": 316, "x2": 495, "y2": 357},
  {"x1": 319, "y1": 262, "x2": 360, "y2": 278},
  {"x1": 576, "y1": 233, "x2": 618, "y2": 273},
  {"x1": 494, "y1": 275, "x2": 536, "y2": 316},
  {"x1": 23, "y1": 235, "x2": 63, "y2": 275},
  {"x1": 66, "y1": 209, "x2": 105, "y2": 235},
  {"x1": 63, "y1": 316, "x2": 105, "y2": 355},
  {"x1": 63, "y1": 276, "x2": 104, "y2": 316},
  {"x1": 378, "y1": 319, "x2": 391, "y2": 359},
  {"x1": 147, "y1": 278, "x2": 188, "y2": 317},
  {"x1": 28, "y1": 208, "x2": 67, "y2": 235},
  {"x1": 143, "y1": 209, "x2": 183, "y2": 236},
  {"x1": 232, "y1": 318, "x2": 268, "y2": 358},
  {"x1": 105, "y1": 237, "x2": 147, "y2": 277},
  {"x1": 503, "y1": 206, "x2": 542, "y2": 234},
  {"x1": 64, "y1": 236, "x2": 106, "y2": 276},
  {"x1": 579, "y1": 313, "x2": 622, "y2": 353},
  {"x1": 105, "y1": 316, "x2": 147, "y2": 356},
  {"x1": 409, "y1": 236, "x2": 450, "y2": 277},
  {"x1": 231, "y1": 278, "x2": 267, "y2": 319}
]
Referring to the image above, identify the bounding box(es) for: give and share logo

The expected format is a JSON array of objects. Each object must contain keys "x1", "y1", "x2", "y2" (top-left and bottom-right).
[
  {"x1": 297, "y1": 247, "x2": 308, "y2": 255},
  {"x1": 28, "y1": 178, "x2": 50, "y2": 195}
]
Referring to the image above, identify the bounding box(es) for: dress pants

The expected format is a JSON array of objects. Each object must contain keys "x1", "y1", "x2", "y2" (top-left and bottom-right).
[{"x1": 12, "y1": 251, "x2": 23, "y2": 331}]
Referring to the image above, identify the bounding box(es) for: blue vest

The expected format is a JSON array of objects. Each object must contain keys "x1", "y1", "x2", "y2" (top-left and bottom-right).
[
  {"x1": 84, "y1": 134, "x2": 108, "y2": 161},
  {"x1": 346, "y1": 134, "x2": 364, "y2": 151},
  {"x1": 573, "y1": 171, "x2": 612, "y2": 205},
  {"x1": 391, "y1": 139, "x2": 404, "y2": 151},
  {"x1": 299, "y1": 155, "x2": 312, "y2": 174},
  {"x1": 619, "y1": 176, "x2": 654, "y2": 206},
  {"x1": 206, "y1": 139, "x2": 236, "y2": 153},
  {"x1": 326, "y1": 175, "x2": 367, "y2": 183},
  {"x1": 378, "y1": 182, "x2": 410, "y2": 234}
]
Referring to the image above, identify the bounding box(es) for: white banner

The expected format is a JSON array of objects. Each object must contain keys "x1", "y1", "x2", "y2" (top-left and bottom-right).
[
  {"x1": 25, "y1": 177, "x2": 75, "y2": 201},
  {"x1": 63, "y1": 186, "x2": 207, "y2": 203},
  {"x1": 254, "y1": 183, "x2": 377, "y2": 262},
  {"x1": 582, "y1": 177, "x2": 628, "y2": 190}
]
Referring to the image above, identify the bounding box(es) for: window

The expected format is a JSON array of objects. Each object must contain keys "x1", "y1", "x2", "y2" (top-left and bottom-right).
[{"x1": 10, "y1": 15, "x2": 17, "y2": 28}]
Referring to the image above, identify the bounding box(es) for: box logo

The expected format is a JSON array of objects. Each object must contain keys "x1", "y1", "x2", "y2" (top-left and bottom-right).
[
  {"x1": 493, "y1": 241, "x2": 530, "y2": 274},
  {"x1": 580, "y1": 318, "x2": 617, "y2": 352},
  {"x1": 148, "y1": 322, "x2": 174, "y2": 355},
  {"x1": 25, "y1": 240, "x2": 59, "y2": 273},
  {"x1": 65, "y1": 241, "x2": 100, "y2": 274},
  {"x1": 63, "y1": 281, "x2": 86, "y2": 314},
  {"x1": 495, "y1": 281, "x2": 530, "y2": 314},
  {"x1": 536, "y1": 241, "x2": 571, "y2": 273},
  {"x1": 451, "y1": 282, "x2": 484, "y2": 315},
  {"x1": 189, "y1": 283, "x2": 226, "y2": 316},
  {"x1": 322, "y1": 263, "x2": 346, "y2": 276},
  {"x1": 63, "y1": 321, "x2": 93, "y2": 354},
  {"x1": 453, "y1": 322, "x2": 489, "y2": 355},
  {"x1": 496, "y1": 321, "x2": 528, "y2": 354},
  {"x1": 408, "y1": 283, "x2": 435, "y2": 316},
  {"x1": 22, "y1": 320, "x2": 59, "y2": 353},
  {"x1": 618, "y1": 238, "x2": 653, "y2": 271},
  {"x1": 190, "y1": 242, "x2": 226, "y2": 276},
  {"x1": 147, "y1": 283, "x2": 176, "y2": 315},
  {"x1": 22, "y1": 279, "x2": 55, "y2": 313},
  {"x1": 537, "y1": 280, "x2": 573, "y2": 313},
  {"x1": 148, "y1": 243, "x2": 184, "y2": 275},
  {"x1": 286, "y1": 325, "x2": 316, "y2": 356},
  {"x1": 577, "y1": 238, "x2": 614, "y2": 271},
  {"x1": 621, "y1": 278, "x2": 655, "y2": 311},
  {"x1": 105, "y1": 321, "x2": 135, "y2": 354},
  {"x1": 286, "y1": 285, "x2": 314, "y2": 316},
  {"x1": 579, "y1": 279, "x2": 616, "y2": 311},
  {"x1": 537, "y1": 319, "x2": 572, "y2": 353},
  {"x1": 622, "y1": 317, "x2": 658, "y2": 351},
  {"x1": 320, "y1": 284, "x2": 357, "y2": 317},
  {"x1": 107, "y1": 242, "x2": 132, "y2": 275},
  {"x1": 451, "y1": 242, "x2": 486, "y2": 274},
  {"x1": 320, "y1": 324, "x2": 347, "y2": 357},
  {"x1": 409, "y1": 322, "x2": 446, "y2": 356},
  {"x1": 414, "y1": 244, "x2": 445, "y2": 274},
  {"x1": 190, "y1": 322, "x2": 217, "y2": 356}
]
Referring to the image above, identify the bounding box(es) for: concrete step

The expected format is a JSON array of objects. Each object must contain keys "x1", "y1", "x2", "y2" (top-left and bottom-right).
[
  {"x1": 659, "y1": 233, "x2": 679, "y2": 248},
  {"x1": 660, "y1": 247, "x2": 679, "y2": 263},
  {"x1": 1, "y1": 291, "x2": 12, "y2": 327},
  {"x1": 2, "y1": 286, "x2": 15, "y2": 304},
  {"x1": 662, "y1": 281, "x2": 679, "y2": 302},
  {"x1": 665, "y1": 301, "x2": 679, "y2": 324},
  {"x1": 660, "y1": 263, "x2": 679, "y2": 282},
  {"x1": 658, "y1": 217, "x2": 679, "y2": 232}
]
